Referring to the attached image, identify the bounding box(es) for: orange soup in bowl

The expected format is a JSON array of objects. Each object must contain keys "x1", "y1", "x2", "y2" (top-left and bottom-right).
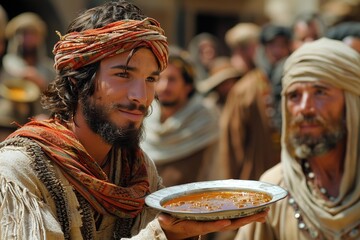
[{"x1": 162, "y1": 190, "x2": 272, "y2": 213}]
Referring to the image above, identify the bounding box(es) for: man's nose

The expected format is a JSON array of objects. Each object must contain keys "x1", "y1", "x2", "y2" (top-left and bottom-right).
[
  {"x1": 129, "y1": 80, "x2": 147, "y2": 104},
  {"x1": 299, "y1": 93, "x2": 315, "y2": 114}
]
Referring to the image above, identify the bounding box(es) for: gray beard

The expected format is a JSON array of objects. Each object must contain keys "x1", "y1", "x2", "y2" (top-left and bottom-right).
[
  {"x1": 290, "y1": 129, "x2": 346, "y2": 159},
  {"x1": 288, "y1": 113, "x2": 346, "y2": 159}
]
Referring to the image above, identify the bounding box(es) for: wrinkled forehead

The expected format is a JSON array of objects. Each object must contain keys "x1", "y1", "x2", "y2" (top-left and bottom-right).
[
  {"x1": 285, "y1": 80, "x2": 334, "y2": 91},
  {"x1": 283, "y1": 80, "x2": 345, "y2": 101}
]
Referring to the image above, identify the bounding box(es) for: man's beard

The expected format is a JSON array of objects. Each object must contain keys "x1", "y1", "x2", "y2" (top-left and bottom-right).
[
  {"x1": 158, "y1": 99, "x2": 179, "y2": 107},
  {"x1": 81, "y1": 96, "x2": 146, "y2": 149},
  {"x1": 288, "y1": 113, "x2": 346, "y2": 159}
]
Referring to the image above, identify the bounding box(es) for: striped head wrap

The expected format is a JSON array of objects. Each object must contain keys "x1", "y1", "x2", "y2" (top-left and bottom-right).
[{"x1": 53, "y1": 17, "x2": 168, "y2": 72}]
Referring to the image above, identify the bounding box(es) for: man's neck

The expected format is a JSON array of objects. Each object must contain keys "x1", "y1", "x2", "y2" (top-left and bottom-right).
[
  {"x1": 160, "y1": 107, "x2": 176, "y2": 123},
  {"x1": 159, "y1": 102, "x2": 187, "y2": 123},
  {"x1": 71, "y1": 110, "x2": 112, "y2": 166},
  {"x1": 307, "y1": 140, "x2": 346, "y2": 197}
]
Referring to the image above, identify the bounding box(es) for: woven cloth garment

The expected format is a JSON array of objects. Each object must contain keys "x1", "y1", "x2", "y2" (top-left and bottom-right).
[
  {"x1": 141, "y1": 93, "x2": 219, "y2": 164},
  {"x1": 7, "y1": 119, "x2": 149, "y2": 218},
  {"x1": 53, "y1": 17, "x2": 168, "y2": 72}
]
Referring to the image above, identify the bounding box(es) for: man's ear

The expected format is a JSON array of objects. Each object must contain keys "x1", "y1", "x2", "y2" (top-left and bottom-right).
[
  {"x1": 69, "y1": 77, "x2": 77, "y2": 85},
  {"x1": 68, "y1": 77, "x2": 78, "y2": 94}
]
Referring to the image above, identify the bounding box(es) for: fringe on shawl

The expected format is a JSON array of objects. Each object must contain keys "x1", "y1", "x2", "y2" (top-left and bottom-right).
[
  {"x1": 0, "y1": 137, "x2": 72, "y2": 240},
  {"x1": 0, "y1": 177, "x2": 47, "y2": 239}
]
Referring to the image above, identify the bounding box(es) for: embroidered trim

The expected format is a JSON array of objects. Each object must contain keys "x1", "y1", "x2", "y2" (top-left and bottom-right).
[
  {"x1": 113, "y1": 168, "x2": 135, "y2": 239},
  {"x1": 113, "y1": 218, "x2": 134, "y2": 239},
  {"x1": 75, "y1": 191, "x2": 95, "y2": 239}
]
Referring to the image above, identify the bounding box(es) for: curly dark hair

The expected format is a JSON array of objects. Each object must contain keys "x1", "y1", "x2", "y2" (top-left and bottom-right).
[{"x1": 41, "y1": 0, "x2": 147, "y2": 121}]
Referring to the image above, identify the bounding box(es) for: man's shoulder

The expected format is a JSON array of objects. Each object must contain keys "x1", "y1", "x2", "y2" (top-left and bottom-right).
[
  {"x1": 0, "y1": 138, "x2": 48, "y2": 193},
  {"x1": 230, "y1": 69, "x2": 267, "y2": 96},
  {"x1": 178, "y1": 93, "x2": 219, "y2": 125},
  {"x1": 259, "y1": 163, "x2": 284, "y2": 185},
  {"x1": 236, "y1": 68, "x2": 266, "y2": 84},
  {"x1": 0, "y1": 139, "x2": 35, "y2": 165}
]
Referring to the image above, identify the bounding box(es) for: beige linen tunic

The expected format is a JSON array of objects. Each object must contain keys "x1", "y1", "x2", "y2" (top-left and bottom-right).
[
  {"x1": 236, "y1": 164, "x2": 315, "y2": 240},
  {"x1": 0, "y1": 143, "x2": 168, "y2": 240}
]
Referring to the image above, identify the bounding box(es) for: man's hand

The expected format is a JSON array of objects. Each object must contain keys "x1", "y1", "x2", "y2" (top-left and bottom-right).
[{"x1": 158, "y1": 209, "x2": 268, "y2": 240}]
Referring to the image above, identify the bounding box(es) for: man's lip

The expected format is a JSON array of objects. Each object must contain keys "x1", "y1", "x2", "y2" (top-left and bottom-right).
[
  {"x1": 297, "y1": 123, "x2": 322, "y2": 133},
  {"x1": 118, "y1": 109, "x2": 144, "y2": 121},
  {"x1": 299, "y1": 123, "x2": 320, "y2": 128}
]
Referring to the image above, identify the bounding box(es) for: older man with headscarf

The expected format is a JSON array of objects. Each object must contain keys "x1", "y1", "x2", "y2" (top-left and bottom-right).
[{"x1": 236, "y1": 38, "x2": 360, "y2": 240}]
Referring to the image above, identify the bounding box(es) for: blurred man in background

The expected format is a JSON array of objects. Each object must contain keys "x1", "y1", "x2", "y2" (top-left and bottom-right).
[
  {"x1": 291, "y1": 12, "x2": 325, "y2": 51},
  {"x1": 2, "y1": 12, "x2": 55, "y2": 91},
  {"x1": 142, "y1": 49, "x2": 219, "y2": 187},
  {"x1": 197, "y1": 56, "x2": 243, "y2": 113},
  {"x1": 0, "y1": 12, "x2": 55, "y2": 123},
  {"x1": 188, "y1": 33, "x2": 221, "y2": 83},
  {"x1": 218, "y1": 23, "x2": 292, "y2": 182},
  {"x1": 326, "y1": 21, "x2": 360, "y2": 53},
  {"x1": 225, "y1": 23, "x2": 260, "y2": 73}
]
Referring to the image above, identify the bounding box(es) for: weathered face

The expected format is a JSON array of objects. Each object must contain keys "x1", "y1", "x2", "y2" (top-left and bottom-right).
[
  {"x1": 285, "y1": 81, "x2": 346, "y2": 158},
  {"x1": 155, "y1": 63, "x2": 192, "y2": 109},
  {"x1": 82, "y1": 48, "x2": 160, "y2": 146}
]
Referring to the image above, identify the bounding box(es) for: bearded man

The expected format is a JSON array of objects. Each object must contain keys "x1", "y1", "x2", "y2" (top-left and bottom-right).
[
  {"x1": 236, "y1": 38, "x2": 360, "y2": 240},
  {"x1": 0, "y1": 1, "x2": 267, "y2": 239},
  {"x1": 141, "y1": 51, "x2": 219, "y2": 187}
]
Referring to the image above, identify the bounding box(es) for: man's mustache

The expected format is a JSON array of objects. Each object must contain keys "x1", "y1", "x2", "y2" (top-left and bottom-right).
[
  {"x1": 114, "y1": 102, "x2": 148, "y2": 115},
  {"x1": 290, "y1": 113, "x2": 326, "y2": 127}
]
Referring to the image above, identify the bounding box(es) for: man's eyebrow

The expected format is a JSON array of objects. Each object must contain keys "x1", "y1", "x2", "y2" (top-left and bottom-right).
[
  {"x1": 111, "y1": 65, "x2": 160, "y2": 76},
  {"x1": 111, "y1": 64, "x2": 127, "y2": 70},
  {"x1": 285, "y1": 88, "x2": 298, "y2": 96},
  {"x1": 313, "y1": 84, "x2": 329, "y2": 90}
]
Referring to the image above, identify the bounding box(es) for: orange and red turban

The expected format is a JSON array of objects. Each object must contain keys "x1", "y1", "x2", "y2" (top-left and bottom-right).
[{"x1": 53, "y1": 17, "x2": 168, "y2": 72}]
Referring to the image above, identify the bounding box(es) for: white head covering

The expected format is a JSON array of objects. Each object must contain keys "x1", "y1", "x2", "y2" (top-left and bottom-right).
[{"x1": 281, "y1": 38, "x2": 360, "y2": 238}]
